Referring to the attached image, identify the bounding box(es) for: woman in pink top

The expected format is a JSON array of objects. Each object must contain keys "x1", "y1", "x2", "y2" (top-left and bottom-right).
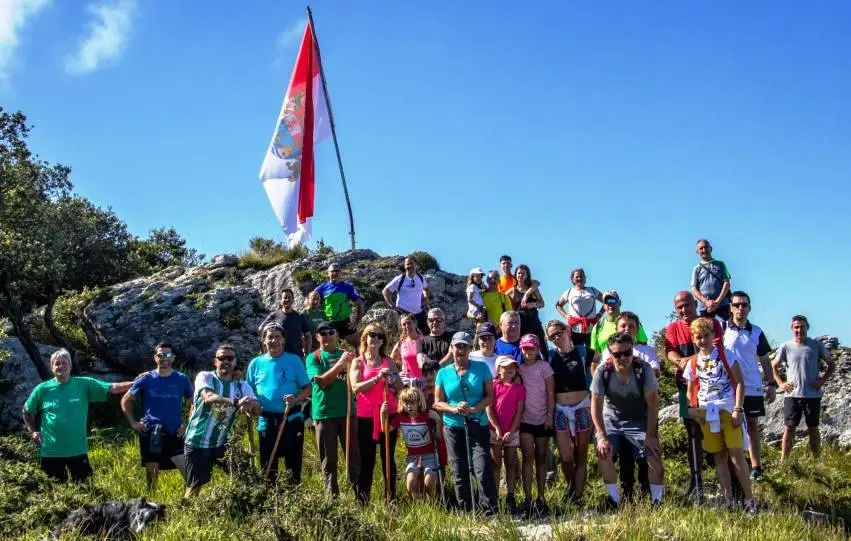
[
  {"x1": 391, "y1": 314, "x2": 425, "y2": 388},
  {"x1": 350, "y1": 323, "x2": 403, "y2": 503},
  {"x1": 517, "y1": 334, "x2": 555, "y2": 516},
  {"x1": 485, "y1": 355, "x2": 526, "y2": 514}
]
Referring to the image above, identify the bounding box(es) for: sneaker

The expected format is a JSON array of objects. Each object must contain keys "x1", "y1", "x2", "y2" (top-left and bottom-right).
[
  {"x1": 535, "y1": 496, "x2": 550, "y2": 517},
  {"x1": 744, "y1": 498, "x2": 759, "y2": 516},
  {"x1": 750, "y1": 467, "x2": 764, "y2": 482},
  {"x1": 523, "y1": 498, "x2": 534, "y2": 518},
  {"x1": 546, "y1": 470, "x2": 557, "y2": 487}
]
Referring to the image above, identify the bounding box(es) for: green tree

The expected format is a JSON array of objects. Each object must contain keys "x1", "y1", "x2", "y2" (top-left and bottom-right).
[{"x1": 129, "y1": 226, "x2": 204, "y2": 274}]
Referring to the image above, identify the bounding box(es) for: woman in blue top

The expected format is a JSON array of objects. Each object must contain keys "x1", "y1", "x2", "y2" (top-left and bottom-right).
[
  {"x1": 434, "y1": 332, "x2": 498, "y2": 513},
  {"x1": 247, "y1": 322, "x2": 311, "y2": 484}
]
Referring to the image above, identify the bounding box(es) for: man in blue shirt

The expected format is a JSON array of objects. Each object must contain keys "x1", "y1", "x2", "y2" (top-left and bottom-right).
[
  {"x1": 247, "y1": 322, "x2": 312, "y2": 483},
  {"x1": 121, "y1": 343, "x2": 194, "y2": 490},
  {"x1": 495, "y1": 311, "x2": 524, "y2": 363}
]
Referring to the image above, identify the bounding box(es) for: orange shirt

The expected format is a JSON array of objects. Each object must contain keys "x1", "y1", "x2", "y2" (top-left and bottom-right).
[{"x1": 498, "y1": 275, "x2": 516, "y2": 294}]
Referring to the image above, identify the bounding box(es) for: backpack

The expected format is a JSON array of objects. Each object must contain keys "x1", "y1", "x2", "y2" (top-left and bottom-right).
[
  {"x1": 698, "y1": 262, "x2": 731, "y2": 301},
  {"x1": 394, "y1": 273, "x2": 424, "y2": 292},
  {"x1": 689, "y1": 347, "x2": 737, "y2": 408},
  {"x1": 601, "y1": 360, "x2": 646, "y2": 396}
]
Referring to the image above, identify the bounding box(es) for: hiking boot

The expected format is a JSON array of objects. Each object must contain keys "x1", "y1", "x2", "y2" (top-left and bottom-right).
[
  {"x1": 505, "y1": 493, "x2": 518, "y2": 515},
  {"x1": 535, "y1": 497, "x2": 550, "y2": 517},
  {"x1": 750, "y1": 467, "x2": 764, "y2": 482},
  {"x1": 563, "y1": 489, "x2": 582, "y2": 508},
  {"x1": 602, "y1": 496, "x2": 620, "y2": 513},
  {"x1": 523, "y1": 498, "x2": 534, "y2": 518},
  {"x1": 744, "y1": 498, "x2": 759, "y2": 516}
]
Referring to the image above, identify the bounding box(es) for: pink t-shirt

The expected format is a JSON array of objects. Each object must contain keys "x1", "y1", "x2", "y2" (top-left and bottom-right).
[
  {"x1": 519, "y1": 360, "x2": 554, "y2": 425},
  {"x1": 491, "y1": 379, "x2": 526, "y2": 433},
  {"x1": 356, "y1": 356, "x2": 398, "y2": 418},
  {"x1": 399, "y1": 338, "x2": 422, "y2": 379}
]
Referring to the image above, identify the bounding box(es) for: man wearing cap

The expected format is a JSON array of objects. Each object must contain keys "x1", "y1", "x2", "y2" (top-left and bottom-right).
[
  {"x1": 470, "y1": 322, "x2": 499, "y2": 377},
  {"x1": 590, "y1": 332, "x2": 665, "y2": 508},
  {"x1": 482, "y1": 271, "x2": 513, "y2": 329},
  {"x1": 305, "y1": 321, "x2": 360, "y2": 496},
  {"x1": 589, "y1": 291, "x2": 649, "y2": 372},
  {"x1": 382, "y1": 256, "x2": 430, "y2": 336},
  {"x1": 422, "y1": 307, "x2": 454, "y2": 366},
  {"x1": 495, "y1": 311, "x2": 524, "y2": 363},
  {"x1": 664, "y1": 291, "x2": 723, "y2": 500},
  {"x1": 314, "y1": 263, "x2": 366, "y2": 350},
  {"x1": 772, "y1": 315, "x2": 835, "y2": 461},
  {"x1": 723, "y1": 291, "x2": 775, "y2": 480},
  {"x1": 434, "y1": 331, "x2": 498, "y2": 513},
  {"x1": 691, "y1": 239, "x2": 732, "y2": 320}
]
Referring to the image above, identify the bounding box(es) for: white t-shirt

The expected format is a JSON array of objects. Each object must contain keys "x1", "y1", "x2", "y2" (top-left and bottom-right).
[
  {"x1": 469, "y1": 351, "x2": 497, "y2": 377},
  {"x1": 602, "y1": 344, "x2": 661, "y2": 372},
  {"x1": 388, "y1": 273, "x2": 428, "y2": 314},
  {"x1": 558, "y1": 286, "x2": 601, "y2": 319},
  {"x1": 466, "y1": 284, "x2": 484, "y2": 317},
  {"x1": 723, "y1": 322, "x2": 768, "y2": 397},
  {"x1": 682, "y1": 347, "x2": 738, "y2": 412}
]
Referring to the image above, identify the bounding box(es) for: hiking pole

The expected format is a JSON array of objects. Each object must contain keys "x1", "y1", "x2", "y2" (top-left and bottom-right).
[
  {"x1": 431, "y1": 422, "x2": 447, "y2": 508},
  {"x1": 460, "y1": 380, "x2": 477, "y2": 513},
  {"x1": 246, "y1": 412, "x2": 258, "y2": 469},
  {"x1": 264, "y1": 397, "x2": 292, "y2": 482},
  {"x1": 345, "y1": 367, "x2": 352, "y2": 484},
  {"x1": 689, "y1": 423, "x2": 701, "y2": 504},
  {"x1": 382, "y1": 383, "x2": 392, "y2": 505}
]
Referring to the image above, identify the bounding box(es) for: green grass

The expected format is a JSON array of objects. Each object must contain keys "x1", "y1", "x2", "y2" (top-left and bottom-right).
[{"x1": 3, "y1": 420, "x2": 849, "y2": 541}]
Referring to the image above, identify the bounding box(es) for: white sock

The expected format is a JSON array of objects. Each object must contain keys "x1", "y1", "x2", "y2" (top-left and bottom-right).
[
  {"x1": 650, "y1": 484, "x2": 664, "y2": 503},
  {"x1": 606, "y1": 483, "x2": 621, "y2": 503}
]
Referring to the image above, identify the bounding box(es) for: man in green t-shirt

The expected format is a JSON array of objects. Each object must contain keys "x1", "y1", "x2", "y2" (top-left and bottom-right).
[
  {"x1": 22, "y1": 349, "x2": 133, "y2": 482},
  {"x1": 589, "y1": 291, "x2": 649, "y2": 370},
  {"x1": 305, "y1": 321, "x2": 359, "y2": 496}
]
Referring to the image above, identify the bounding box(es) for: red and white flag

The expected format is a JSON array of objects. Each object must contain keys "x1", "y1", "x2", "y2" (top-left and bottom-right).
[{"x1": 259, "y1": 21, "x2": 330, "y2": 247}]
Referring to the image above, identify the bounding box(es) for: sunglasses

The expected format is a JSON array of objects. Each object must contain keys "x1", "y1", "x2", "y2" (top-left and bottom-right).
[
  {"x1": 156, "y1": 352, "x2": 174, "y2": 359},
  {"x1": 216, "y1": 355, "x2": 236, "y2": 362},
  {"x1": 608, "y1": 349, "x2": 632, "y2": 360},
  {"x1": 368, "y1": 332, "x2": 385, "y2": 340},
  {"x1": 731, "y1": 302, "x2": 750, "y2": 308},
  {"x1": 548, "y1": 330, "x2": 564, "y2": 341},
  {"x1": 318, "y1": 329, "x2": 337, "y2": 336}
]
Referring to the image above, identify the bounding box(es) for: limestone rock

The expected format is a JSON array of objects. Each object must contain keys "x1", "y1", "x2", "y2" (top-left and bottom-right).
[{"x1": 0, "y1": 338, "x2": 58, "y2": 433}]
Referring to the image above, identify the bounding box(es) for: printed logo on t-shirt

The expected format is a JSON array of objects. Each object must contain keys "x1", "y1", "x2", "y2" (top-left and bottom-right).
[
  {"x1": 399, "y1": 421, "x2": 431, "y2": 450},
  {"x1": 696, "y1": 355, "x2": 733, "y2": 403}
]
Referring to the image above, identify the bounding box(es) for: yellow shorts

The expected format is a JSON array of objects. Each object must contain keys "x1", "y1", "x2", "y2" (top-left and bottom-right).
[{"x1": 700, "y1": 410, "x2": 744, "y2": 453}]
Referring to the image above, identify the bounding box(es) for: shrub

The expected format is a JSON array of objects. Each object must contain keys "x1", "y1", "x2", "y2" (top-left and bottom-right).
[
  {"x1": 408, "y1": 250, "x2": 440, "y2": 271},
  {"x1": 238, "y1": 244, "x2": 310, "y2": 271},
  {"x1": 315, "y1": 238, "x2": 334, "y2": 255},
  {"x1": 292, "y1": 268, "x2": 326, "y2": 293}
]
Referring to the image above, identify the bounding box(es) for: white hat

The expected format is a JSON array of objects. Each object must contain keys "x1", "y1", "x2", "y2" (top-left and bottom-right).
[{"x1": 469, "y1": 267, "x2": 485, "y2": 276}]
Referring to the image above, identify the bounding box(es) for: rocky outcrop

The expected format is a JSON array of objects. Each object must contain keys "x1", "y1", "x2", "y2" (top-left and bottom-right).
[
  {"x1": 79, "y1": 250, "x2": 470, "y2": 374},
  {"x1": 0, "y1": 338, "x2": 58, "y2": 432}
]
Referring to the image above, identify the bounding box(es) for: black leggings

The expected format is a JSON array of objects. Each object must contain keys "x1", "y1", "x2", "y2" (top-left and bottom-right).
[
  {"x1": 259, "y1": 417, "x2": 304, "y2": 484},
  {"x1": 356, "y1": 416, "x2": 398, "y2": 503}
]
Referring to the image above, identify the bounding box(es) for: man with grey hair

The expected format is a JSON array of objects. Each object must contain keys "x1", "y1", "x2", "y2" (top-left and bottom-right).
[
  {"x1": 422, "y1": 307, "x2": 454, "y2": 365},
  {"x1": 23, "y1": 349, "x2": 134, "y2": 482},
  {"x1": 495, "y1": 311, "x2": 524, "y2": 363},
  {"x1": 314, "y1": 262, "x2": 366, "y2": 350}
]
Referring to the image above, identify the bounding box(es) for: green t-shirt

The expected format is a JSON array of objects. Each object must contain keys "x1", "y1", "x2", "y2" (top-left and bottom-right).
[
  {"x1": 590, "y1": 317, "x2": 649, "y2": 353},
  {"x1": 23, "y1": 377, "x2": 111, "y2": 458},
  {"x1": 303, "y1": 309, "x2": 326, "y2": 349},
  {"x1": 482, "y1": 290, "x2": 512, "y2": 327},
  {"x1": 305, "y1": 348, "x2": 354, "y2": 420}
]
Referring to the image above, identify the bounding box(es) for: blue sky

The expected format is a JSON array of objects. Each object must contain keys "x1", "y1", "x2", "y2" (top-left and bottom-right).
[{"x1": 5, "y1": 1, "x2": 851, "y2": 344}]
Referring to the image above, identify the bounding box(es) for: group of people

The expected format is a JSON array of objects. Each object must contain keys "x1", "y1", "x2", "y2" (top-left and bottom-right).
[{"x1": 21, "y1": 240, "x2": 836, "y2": 518}]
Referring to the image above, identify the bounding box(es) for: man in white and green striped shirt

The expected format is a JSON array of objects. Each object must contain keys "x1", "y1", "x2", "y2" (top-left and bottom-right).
[{"x1": 184, "y1": 344, "x2": 259, "y2": 497}]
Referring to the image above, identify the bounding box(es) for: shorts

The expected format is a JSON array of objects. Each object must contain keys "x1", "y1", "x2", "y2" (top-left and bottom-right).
[
  {"x1": 699, "y1": 410, "x2": 744, "y2": 453},
  {"x1": 554, "y1": 402, "x2": 592, "y2": 435},
  {"x1": 489, "y1": 430, "x2": 520, "y2": 446},
  {"x1": 783, "y1": 397, "x2": 821, "y2": 428},
  {"x1": 184, "y1": 444, "x2": 226, "y2": 488},
  {"x1": 743, "y1": 395, "x2": 766, "y2": 418},
  {"x1": 331, "y1": 319, "x2": 357, "y2": 338},
  {"x1": 604, "y1": 418, "x2": 650, "y2": 460},
  {"x1": 405, "y1": 453, "x2": 439, "y2": 476},
  {"x1": 139, "y1": 428, "x2": 184, "y2": 468},
  {"x1": 39, "y1": 454, "x2": 93, "y2": 482},
  {"x1": 519, "y1": 422, "x2": 553, "y2": 439}
]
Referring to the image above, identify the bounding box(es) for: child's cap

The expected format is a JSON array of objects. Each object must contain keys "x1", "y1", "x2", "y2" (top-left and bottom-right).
[
  {"x1": 519, "y1": 333, "x2": 539, "y2": 350},
  {"x1": 496, "y1": 355, "x2": 519, "y2": 368}
]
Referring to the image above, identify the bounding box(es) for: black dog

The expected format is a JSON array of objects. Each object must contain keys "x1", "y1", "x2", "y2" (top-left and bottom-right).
[{"x1": 51, "y1": 498, "x2": 166, "y2": 540}]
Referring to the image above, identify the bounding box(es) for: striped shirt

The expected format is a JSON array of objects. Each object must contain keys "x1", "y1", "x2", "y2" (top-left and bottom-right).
[{"x1": 184, "y1": 371, "x2": 256, "y2": 449}]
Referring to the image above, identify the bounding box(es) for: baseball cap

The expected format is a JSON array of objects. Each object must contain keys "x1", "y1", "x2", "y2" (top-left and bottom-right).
[
  {"x1": 451, "y1": 331, "x2": 473, "y2": 346},
  {"x1": 475, "y1": 322, "x2": 496, "y2": 337},
  {"x1": 603, "y1": 291, "x2": 620, "y2": 305},
  {"x1": 469, "y1": 267, "x2": 485, "y2": 276},
  {"x1": 316, "y1": 321, "x2": 335, "y2": 333},
  {"x1": 519, "y1": 333, "x2": 539, "y2": 350},
  {"x1": 495, "y1": 355, "x2": 518, "y2": 368}
]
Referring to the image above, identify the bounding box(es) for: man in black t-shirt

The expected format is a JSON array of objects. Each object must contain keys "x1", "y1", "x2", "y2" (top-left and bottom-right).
[
  {"x1": 421, "y1": 307, "x2": 453, "y2": 365},
  {"x1": 259, "y1": 288, "x2": 310, "y2": 359}
]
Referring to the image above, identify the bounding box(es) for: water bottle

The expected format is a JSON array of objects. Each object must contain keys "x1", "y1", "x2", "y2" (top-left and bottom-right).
[{"x1": 149, "y1": 424, "x2": 162, "y2": 454}]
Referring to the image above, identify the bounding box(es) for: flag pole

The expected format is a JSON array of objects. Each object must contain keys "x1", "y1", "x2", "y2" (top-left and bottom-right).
[{"x1": 306, "y1": 6, "x2": 356, "y2": 251}]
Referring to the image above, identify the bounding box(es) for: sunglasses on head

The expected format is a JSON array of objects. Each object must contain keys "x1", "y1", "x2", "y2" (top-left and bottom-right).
[
  {"x1": 156, "y1": 352, "x2": 174, "y2": 359},
  {"x1": 216, "y1": 355, "x2": 236, "y2": 362},
  {"x1": 318, "y1": 329, "x2": 337, "y2": 336},
  {"x1": 368, "y1": 331, "x2": 385, "y2": 340},
  {"x1": 608, "y1": 349, "x2": 632, "y2": 360}
]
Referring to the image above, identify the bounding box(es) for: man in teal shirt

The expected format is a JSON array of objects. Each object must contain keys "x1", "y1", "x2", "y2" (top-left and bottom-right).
[
  {"x1": 22, "y1": 349, "x2": 133, "y2": 482},
  {"x1": 305, "y1": 321, "x2": 359, "y2": 496}
]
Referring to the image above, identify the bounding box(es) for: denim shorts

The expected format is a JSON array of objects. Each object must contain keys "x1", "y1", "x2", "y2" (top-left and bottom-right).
[{"x1": 405, "y1": 453, "x2": 438, "y2": 476}]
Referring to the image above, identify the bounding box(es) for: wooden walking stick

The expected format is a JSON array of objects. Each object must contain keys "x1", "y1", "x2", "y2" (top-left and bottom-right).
[
  {"x1": 345, "y1": 367, "x2": 352, "y2": 480},
  {"x1": 246, "y1": 412, "x2": 258, "y2": 468},
  {"x1": 264, "y1": 397, "x2": 291, "y2": 482},
  {"x1": 383, "y1": 383, "x2": 392, "y2": 504}
]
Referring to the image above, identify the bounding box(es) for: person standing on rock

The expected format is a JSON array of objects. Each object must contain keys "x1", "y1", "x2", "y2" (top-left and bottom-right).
[
  {"x1": 121, "y1": 343, "x2": 194, "y2": 490},
  {"x1": 497, "y1": 255, "x2": 516, "y2": 294},
  {"x1": 259, "y1": 288, "x2": 311, "y2": 359},
  {"x1": 482, "y1": 271, "x2": 513, "y2": 329},
  {"x1": 247, "y1": 323, "x2": 312, "y2": 484},
  {"x1": 589, "y1": 291, "x2": 649, "y2": 372},
  {"x1": 314, "y1": 262, "x2": 365, "y2": 350},
  {"x1": 722, "y1": 291, "x2": 776, "y2": 481},
  {"x1": 505, "y1": 264, "x2": 547, "y2": 360},
  {"x1": 690, "y1": 239, "x2": 732, "y2": 320},
  {"x1": 422, "y1": 307, "x2": 454, "y2": 365},
  {"x1": 382, "y1": 256, "x2": 430, "y2": 336},
  {"x1": 772, "y1": 315, "x2": 836, "y2": 460},
  {"x1": 303, "y1": 290, "x2": 326, "y2": 351},
  {"x1": 555, "y1": 268, "x2": 606, "y2": 371},
  {"x1": 664, "y1": 291, "x2": 723, "y2": 500},
  {"x1": 590, "y1": 332, "x2": 665, "y2": 509},
  {"x1": 22, "y1": 349, "x2": 133, "y2": 482},
  {"x1": 183, "y1": 344, "x2": 259, "y2": 497},
  {"x1": 305, "y1": 321, "x2": 359, "y2": 496}
]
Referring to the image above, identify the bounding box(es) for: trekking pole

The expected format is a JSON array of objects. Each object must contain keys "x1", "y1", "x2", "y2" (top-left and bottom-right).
[
  {"x1": 264, "y1": 397, "x2": 292, "y2": 482},
  {"x1": 382, "y1": 383, "x2": 392, "y2": 505},
  {"x1": 689, "y1": 424, "x2": 701, "y2": 504},
  {"x1": 345, "y1": 368, "x2": 352, "y2": 482},
  {"x1": 431, "y1": 423, "x2": 447, "y2": 508},
  {"x1": 460, "y1": 380, "x2": 477, "y2": 512}
]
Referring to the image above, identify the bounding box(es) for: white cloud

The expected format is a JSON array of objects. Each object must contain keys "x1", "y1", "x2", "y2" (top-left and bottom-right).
[
  {"x1": 0, "y1": 0, "x2": 51, "y2": 84},
  {"x1": 65, "y1": 0, "x2": 136, "y2": 75},
  {"x1": 276, "y1": 17, "x2": 306, "y2": 51}
]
